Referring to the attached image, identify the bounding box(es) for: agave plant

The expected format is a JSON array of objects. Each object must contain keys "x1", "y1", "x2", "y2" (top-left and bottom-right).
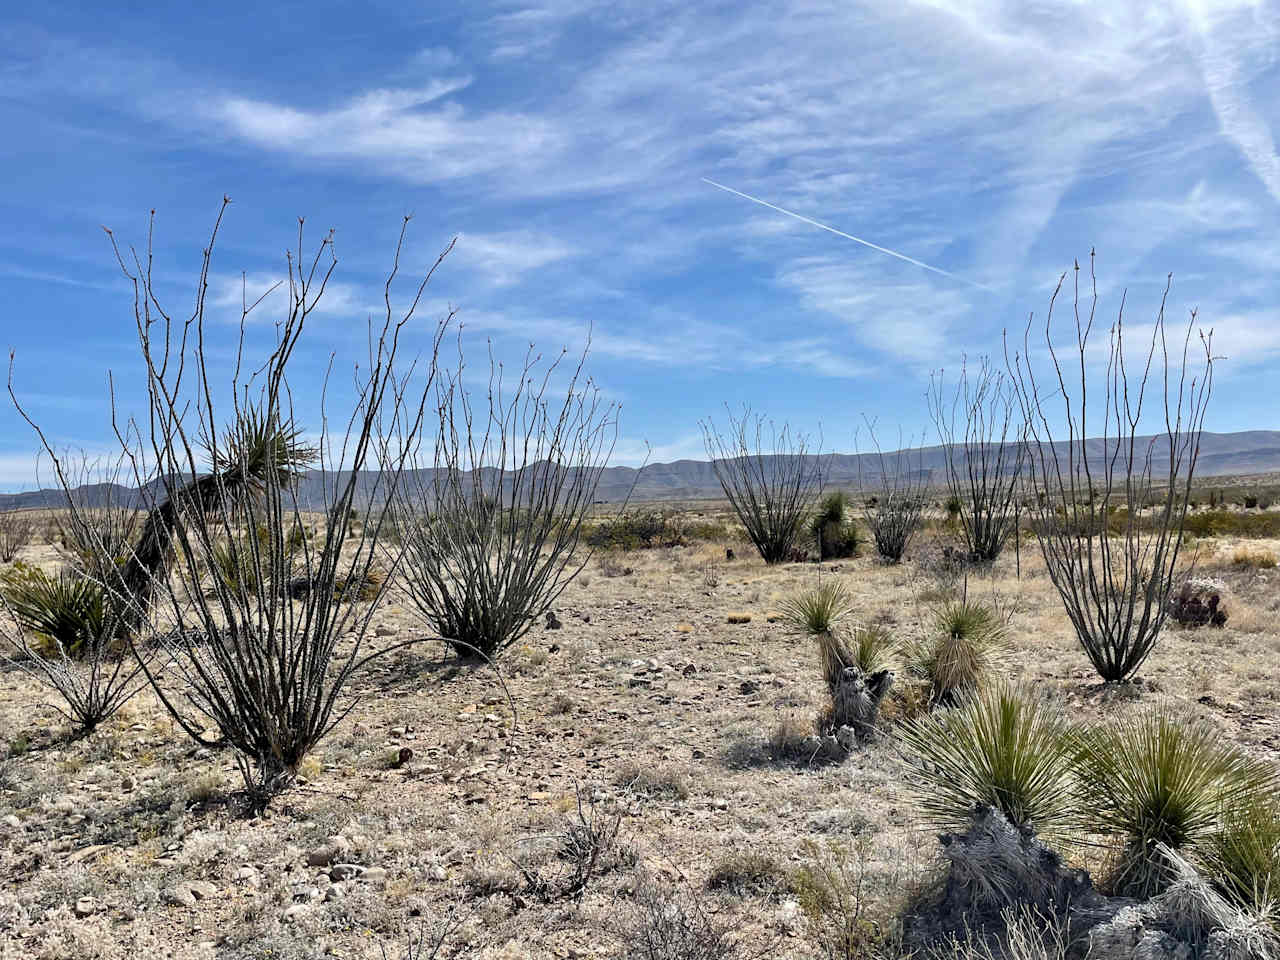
[
  {"x1": 1074, "y1": 709, "x2": 1278, "y2": 897},
  {"x1": 898, "y1": 681, "x2": 1078, "y2": 838}
]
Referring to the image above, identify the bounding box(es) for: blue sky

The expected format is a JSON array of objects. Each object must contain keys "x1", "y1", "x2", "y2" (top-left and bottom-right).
[{"x1": 1, "y1": 0, "x2": 1277, "y2": 490}]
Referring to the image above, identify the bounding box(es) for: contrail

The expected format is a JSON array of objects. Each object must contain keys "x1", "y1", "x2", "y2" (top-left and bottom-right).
[{"x1": 701, "y1": 177, "x2": 994, "y2": 292}]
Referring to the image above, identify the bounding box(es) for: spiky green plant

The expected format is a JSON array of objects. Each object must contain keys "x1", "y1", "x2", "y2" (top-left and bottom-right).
[
  {"x1": 0, "y1": 561, "x2": 105, "y2": 659},
  {"x1": 1074, "y1": 710, "x2": 1278, "y2": 897},
  {"x1": 898, "y1": 681, "x2": 1077, "y2": 838},
  {"x1": 849, "y1": 624, "x2": 896, "y2": 676},
  {"x1": 1202, "y1": 794, "x2": 1280, "y2": 917},
  {"x1": 780, "y1": 580, "x2": 855, "y2": 637},
  {"x1": 905, "y1": 600, "x2": 1006, "y2": 704},
  {"x1": 810, "y1": 491, "x2": 859, "y2": 560}
]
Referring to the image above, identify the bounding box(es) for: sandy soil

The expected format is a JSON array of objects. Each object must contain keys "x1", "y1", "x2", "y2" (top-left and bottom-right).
[{"x1": 1, "y1": 518, "x2": 1279, "y2": 959}]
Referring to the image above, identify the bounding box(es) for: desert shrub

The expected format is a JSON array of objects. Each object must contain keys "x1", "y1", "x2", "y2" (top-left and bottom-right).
[
  {"x1": 515, "y1": 792, "x2": 631, "y2": 902},
  {"x1": 780, "y1": 580, "x2": 855, "y2": 636},
  {"x1": 702, "y1": 406, "x2": 823, "y2": 564},
  {"x1": 927, "y1": 904, "x2": 1070, "y2": 960},
  {"x1": 864, "y1": 491, "x2": 926, "y2": 563},
  {"x1": 1074, "y1": 709, "x2": 1278, "y2": 897},
  {"x1": 792, "y1": 838, "x2": 902, "y2": 960},
  {"x1": 1183, "y1": 510, "x2": 1280, "y2": 539},
  {"x1": 1008, "y1": 256, "x2": 1212, "y2": 683},
  {"x1": 0, "y1": 513, "x2": 34, "y2": 563},
  {"x1": 7, "y1": 205, "x2": 456, "y2": 801},
  {"x1": 1201, "y1": 793, "x2": 1280, "y2": 917},
  {"x1": 898, "y1": 682, "x2": 1077, "y2": 838},
  {"x1": 810, "y1": 491, "x2": 860, "y2": 560},
  {"x1": 615, "y1": 761, "x2": 690, "y2": 800},
  {"x1": 621, "y1": 873, "x2": 739, "y2": 960},
  {"x1": 395, "y1": 344, "x2": 618, "y2": 661},
  {"x1": 586, "y1": 512, "x2": 683, "y2": 551},
  {"x1": 905, "y1": 600, "x2": 1006, "y2": 704},
  {"x1": 0, "y1": 561, "x2": 105, "y2": 659},
  {"x1": 707, "y1": 852, "x2": 791, "y2": 898},
  {"x1": 929, "y1": 358, "x2": 1025, "y2": 562},
  {"x1": 1231, "y1": 546, "x2": 1278, "y2": 570}
]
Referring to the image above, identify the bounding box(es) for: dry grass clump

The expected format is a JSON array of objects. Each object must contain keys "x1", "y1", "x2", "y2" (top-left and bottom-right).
[
  {"x1": 620, "y1": 873, "x2": 740, "y2": 960},
  {"x1": 706, "y1": 851, "x2": 792, "y2": 897},
  {"x1": 792, "y1": 838, "x2": 904, "y2": 960},
  {"x1": 726, "y1": 612, "x2": 752, "y2": 624},
  {"x1": 1231, "y1": 546, "x2": 1278, "y2": 570},
  {"x1": 615, "y1": 761, "x2": 691, "y2": 800}
]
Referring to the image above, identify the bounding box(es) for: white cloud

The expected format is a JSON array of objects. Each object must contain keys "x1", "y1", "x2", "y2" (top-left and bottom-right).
[{"x1": 450, "y1": 230, "x2": 577, "y2": 285}]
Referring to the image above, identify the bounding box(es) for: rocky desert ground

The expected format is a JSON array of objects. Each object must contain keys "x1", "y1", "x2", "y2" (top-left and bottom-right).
[{"x1": 1, "y1": 503, "x2": 1279, "y2": 960}]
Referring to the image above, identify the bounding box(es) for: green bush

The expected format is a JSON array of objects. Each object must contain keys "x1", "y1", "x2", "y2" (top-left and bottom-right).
[
  {"x1": 898, "y1": 682, "x2": 1077, "y2": 838},
  {"x1": 584, "y1": 512, "x2": 686, "y2": 551},
  {"x1": 0, "y1": 561, "x2": 105, "y2": 659},
  {"x1": 1182, "y1": 509, "x2": 1280, "y2": 539},
  {"x1": 905, "y1": 600, "x2": 1006, "y2": 704},
  {"x1": 1074, "y1": 709, "x2": 1278, "y2": 897}
]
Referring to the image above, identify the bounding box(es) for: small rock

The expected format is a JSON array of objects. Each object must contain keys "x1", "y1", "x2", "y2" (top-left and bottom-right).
[
  {"x1": 738, "y1": 679, "x2": 760, "y2": 695},
  {"x1": 428, "y1": 865, "x2": 447, "y2": 881},
  {"x1": 187, "y1": 880, "x2": 218, "y2": 900},
  {"x1": 361, "y1": 867, "x2": 388, "y2": 884},
  {"x1": 282, "y1": 903, "x2": 309, "y2": 923},
  {"x1": 163, "y1": 885, "x2": 197, "y2": 908},
  {"x1": 374, "y1": 625, "x2": 395, "y2": 637},
  {"x1": 234, "y1": 865, "x2": 258, "y2": 883},
  {"x1": 329, "y1": 863, "x2": 365, "y2": 881},
  {"x1": 306, "y1": 836, "x2": 351, "y2": 867},
  {"x1": 74, "y1": 896, "x2": 99, "y2": 918},
  {"x1": 120, "y1": 776, "x2": 135, "y2": 792},
  {"x1": 324, "y1": 883, "x2": 346, "y2": 902},
  {"x1": 2, "y1": 814, "x2": 20, "y2": 829}
]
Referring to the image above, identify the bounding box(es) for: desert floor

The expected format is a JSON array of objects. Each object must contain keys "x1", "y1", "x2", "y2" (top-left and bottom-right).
[{"x1": 1, "y1": 514, "x2": 1278, "y2": 959}]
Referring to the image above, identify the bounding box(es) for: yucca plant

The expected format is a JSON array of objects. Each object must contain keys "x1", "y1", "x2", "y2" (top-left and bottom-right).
[
  {"x1": 780, "y1": 580, "x2": 855, "y2": 637},
  {"x1": 0, "y1": 561, "x2": 105, "y2": 659},
  {"x1": 898, "y1": 681, "x2": 1077, "y2": 838},
  {"x1": 1202, "y1": 793, "x2": 1280, "y2": 918},
  {"x1": 810, "y1": 491, "x2": 859, "y2": 560},
  {"x1": 848, "y1": 623, "x2": 896, "y2": 676},
  {"x1": 906, "y1": 599, "x2": 1006, "y2": 704},
  {"x1": 1074, "y1": 710, "x2": 1278, "y2": 897}
]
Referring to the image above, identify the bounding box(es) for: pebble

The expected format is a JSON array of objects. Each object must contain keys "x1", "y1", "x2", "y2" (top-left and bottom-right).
[
  {"x1": 74, "y1": 896, "x2": 99, "y2": 918},
  {"x1": 361, "y1": 867, "x2": 388, "y2": 883},
  {"x1": 1, "y1": 814, "x2": 19, "y2": 829},
  {"x1": 282, "y1": 903, "x2": 309, "y2": 923},
  {"x1": 428, "y1": 865, "x2": 447, "y2": 881},
  {"x1": 329, "y1": 863, "x2": 364, "y2": 881},
  {"x1": 306, "y1": 836, "x2": 351, "y2": 867}
]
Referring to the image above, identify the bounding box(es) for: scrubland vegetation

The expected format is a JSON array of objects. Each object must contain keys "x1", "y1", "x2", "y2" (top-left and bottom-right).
[{"x1": 2, "y1": 219, "x2": 1279, "y2": 960}]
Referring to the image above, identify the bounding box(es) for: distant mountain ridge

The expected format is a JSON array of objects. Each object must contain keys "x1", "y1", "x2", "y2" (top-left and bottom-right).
[{"x1": 1, "y1": 429, "x2": 1277, "y2": 511}]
